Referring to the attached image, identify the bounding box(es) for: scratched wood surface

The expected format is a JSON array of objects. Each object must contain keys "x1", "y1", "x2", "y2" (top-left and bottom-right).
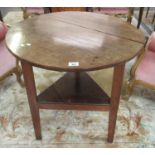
[{"x1": 6, "y1": 12, "x2": 145, "y2": 71}]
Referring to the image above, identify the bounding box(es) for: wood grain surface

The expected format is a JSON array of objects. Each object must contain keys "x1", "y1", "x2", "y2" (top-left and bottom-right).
[{"x1": 6, "y1": 12, "x2": 145, "y2": 71}]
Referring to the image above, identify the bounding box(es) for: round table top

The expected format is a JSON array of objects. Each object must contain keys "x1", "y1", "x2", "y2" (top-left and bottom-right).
[{"x1": 6, "y1": 11, "x2": 145, "y2": 71}]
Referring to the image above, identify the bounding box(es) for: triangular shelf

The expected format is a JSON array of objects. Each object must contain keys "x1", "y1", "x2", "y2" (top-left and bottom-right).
[{"x1": 37, "y1": 72, "x2": 110, "y2": 106}]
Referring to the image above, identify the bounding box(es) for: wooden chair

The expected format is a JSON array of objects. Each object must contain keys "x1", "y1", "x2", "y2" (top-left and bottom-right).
[
  {"x1": 127, "y1": 32, "x2": 155, "y2": 97},
  {"x1": 90, "y1": 7, "x2": 134, "y2": 23},
  {"x1": 0, "y1": 21, "x2": 22, "y2": 85}
]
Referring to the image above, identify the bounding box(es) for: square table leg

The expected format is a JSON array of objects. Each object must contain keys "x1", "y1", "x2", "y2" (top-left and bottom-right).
[
  {"x1": 21, "y1": 61, "x2": 42, "y2": 139},
  {"x1": 107, "y1": 63, "x2": 125, "y2": 142},
  {"x1": 21, "y1": 60, "x2": 125, "y2": 142}
]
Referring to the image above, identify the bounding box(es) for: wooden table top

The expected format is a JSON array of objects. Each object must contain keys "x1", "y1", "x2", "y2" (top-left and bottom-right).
[{"x1": 6, "y1": 11, "x2": 145, "y2": 71}]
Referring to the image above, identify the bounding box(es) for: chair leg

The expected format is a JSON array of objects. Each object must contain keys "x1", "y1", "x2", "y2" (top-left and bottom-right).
[
  {"x1": 127, "y1": 7, "x2": 134, "y2": 24},
  {"x1": 23, "y1": 12, "x2": 29, "y2": 19},
  {"x1": 137, "y1": 7, "x2": 144, "y2": 29},
  {"x1": 126, "y1": 79, "x2": 135, "y2": 98},
  {"x1": 14, "y1": 61, "x2": 25, "y2": 87},
  {"x1": 152, "y1": 13, "x2": 155, "y2": 24},
  {"x1": 122, "y1": 78, "x2": 135, "y2": 100},
  {"x1": 14, "y1": 67, "x2": 24, "y2": 87},
  {"x1": 145, "y1": 7, "x2": 150, "y2": 18},
  {"x1": 0, "y1": 10, "x2": 3, "y2": 21}
]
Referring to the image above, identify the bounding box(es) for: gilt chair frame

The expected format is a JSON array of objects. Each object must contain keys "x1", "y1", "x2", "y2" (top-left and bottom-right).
[
  {"x1": 127, "y1": 37, "x2": 155, "y2": 97},
  {"x1": 0, "y1": 60, "x2": 23, "y2": 85},
  {"x1": 0, "y1": 19, "x2": 23, "y2": 86}
]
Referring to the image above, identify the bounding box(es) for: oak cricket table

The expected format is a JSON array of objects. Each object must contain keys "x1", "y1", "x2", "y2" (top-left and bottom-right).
[{"x1": 6, "y1": 12, "x2": 145, "y2": 142}]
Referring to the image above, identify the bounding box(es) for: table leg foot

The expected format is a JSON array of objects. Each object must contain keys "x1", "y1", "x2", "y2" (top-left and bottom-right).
[
  {"x1": 31, "y1": 109, "x2": 42, "y2": 140},
  {"x1": 107, "y1": 137, "x2": 113, "y2": 143},
  {"x1": 36, "y1": 135, "x2": 42, "y2": 140}
]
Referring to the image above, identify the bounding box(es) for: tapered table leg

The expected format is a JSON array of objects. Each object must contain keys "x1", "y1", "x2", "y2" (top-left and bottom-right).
[
  {"x1": 21, "y1": 61, "x2": 42, "y2": 139},
  {"x1": 107, "y1": 63, "x2": 125, "y2": 142}
]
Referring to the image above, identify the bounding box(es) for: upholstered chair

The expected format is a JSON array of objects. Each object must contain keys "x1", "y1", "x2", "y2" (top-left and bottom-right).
[
  {"x1": 90, "y1": 7, "x2": 134, "y2": 23},
  {"x1": 22, "y1": 7, "x2": 46, "y2": 19},
  {"x1": 0, "y1": 21, "x2": 22, "y2": 85},
  {"x1": 127, "y1": 31, "x2": 155, "y2": 97}
]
